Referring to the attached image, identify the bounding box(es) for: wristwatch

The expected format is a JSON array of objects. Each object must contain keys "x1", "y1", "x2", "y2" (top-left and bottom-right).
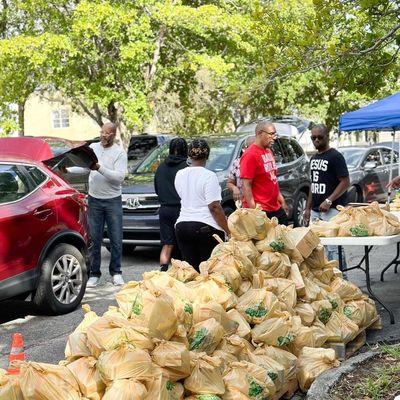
[{"x1": 325, "y1": 198, "x2": 333, "y2": 206}]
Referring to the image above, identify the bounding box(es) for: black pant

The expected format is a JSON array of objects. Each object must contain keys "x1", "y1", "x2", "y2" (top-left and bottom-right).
[
  {"x1": 265, "y1": 207, "x2": 289, "y2": 226},
  {"x1": 175, "y1": 221, "x2": 225, "y2": 271}
]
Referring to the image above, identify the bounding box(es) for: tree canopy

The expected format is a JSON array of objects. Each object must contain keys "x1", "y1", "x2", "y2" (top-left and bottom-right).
[{"x1": 0, "y1": 0, "x2": 399, "y2": 139}]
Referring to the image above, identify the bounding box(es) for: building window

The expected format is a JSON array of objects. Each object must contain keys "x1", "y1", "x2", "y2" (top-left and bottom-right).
[{"x1": 52, "y1": 109, "x2": 70, "y2": 128}]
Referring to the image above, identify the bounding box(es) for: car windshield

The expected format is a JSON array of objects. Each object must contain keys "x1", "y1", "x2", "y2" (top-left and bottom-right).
[
  {"x1": 135, "y1": 139, "x2": 237, "y2": 174},
  {"x1": 339, "y1": 148, "x2": 365, "y2": 168}
]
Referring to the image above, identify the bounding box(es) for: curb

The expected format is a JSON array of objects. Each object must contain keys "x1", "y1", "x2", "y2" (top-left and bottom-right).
[{"x1": 306, "y1": 351, "x2": 378, "y2": 400}]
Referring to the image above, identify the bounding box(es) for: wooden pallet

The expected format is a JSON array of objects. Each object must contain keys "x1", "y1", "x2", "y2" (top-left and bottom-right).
[
  {"x1": 323, "y1": 315, "x2": 382, "y2": 361},
  {"x1": 271, "y1": 378, "x2": 298, "y2": 400}
]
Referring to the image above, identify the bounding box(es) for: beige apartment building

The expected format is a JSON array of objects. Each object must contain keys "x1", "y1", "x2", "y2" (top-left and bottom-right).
[{"x1": 24, "y1": 92, "x2": 101, "y2": 141}]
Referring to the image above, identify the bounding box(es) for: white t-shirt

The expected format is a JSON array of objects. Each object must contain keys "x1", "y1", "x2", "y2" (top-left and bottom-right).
[{"x1": 174, "y1": 166, "x2": 223, "y2": 231}]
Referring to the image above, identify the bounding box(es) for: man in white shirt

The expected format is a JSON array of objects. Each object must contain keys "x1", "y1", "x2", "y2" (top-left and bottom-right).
[{"x1": 64, "y1": 122, "x2": 127, "y2": 287}]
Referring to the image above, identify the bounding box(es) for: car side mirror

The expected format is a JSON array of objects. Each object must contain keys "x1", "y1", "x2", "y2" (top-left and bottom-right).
[{"x1": 364, "y1": 161, "x2": 377, "y2": 170}]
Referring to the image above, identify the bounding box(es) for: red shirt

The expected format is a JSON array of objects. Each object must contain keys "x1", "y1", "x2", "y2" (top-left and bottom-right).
[{"x1": 240, "y1": 144, "x2": 280, "y2": 212}]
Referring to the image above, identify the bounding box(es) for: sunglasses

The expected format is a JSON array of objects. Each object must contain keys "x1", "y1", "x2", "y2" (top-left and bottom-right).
[
  {"x1": 260, "y1": 130, "x2": 277, "y2": 136},
  {"x1": 311, "y1": 135, "x2": 324, "y2": 141}
]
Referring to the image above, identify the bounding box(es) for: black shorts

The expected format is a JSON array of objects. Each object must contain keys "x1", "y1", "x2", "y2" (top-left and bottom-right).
[
  {"x1": 159, "y1": 205, "x2": 181, "y2": 246},
  {"x1": 265, "y1": 207, "x2": 289, "y2": 226}
]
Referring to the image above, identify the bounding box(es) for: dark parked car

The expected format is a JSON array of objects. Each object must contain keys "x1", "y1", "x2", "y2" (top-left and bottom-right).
[
  {"x1": 0, "y1": 137, "x2": 90, "y2": 314},
  {"x1": 338, "y1": 145, "x2": 399, "y2": 203},
  {"x1": 127, "y1": 134, "x2": 172, "y2": 171},
  {"x1": 104, "y1": 131, "x2": 310, "y2": 252}
]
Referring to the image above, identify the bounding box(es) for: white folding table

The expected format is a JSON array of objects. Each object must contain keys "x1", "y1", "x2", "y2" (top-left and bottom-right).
[{"x1": 320, "y1": 234, "x2": 400, "y2": 324}]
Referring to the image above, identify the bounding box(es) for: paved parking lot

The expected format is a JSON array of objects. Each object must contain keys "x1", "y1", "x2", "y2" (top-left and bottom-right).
[{"x1": 1, "y1": 244, "x2": 399, "y2": 369}]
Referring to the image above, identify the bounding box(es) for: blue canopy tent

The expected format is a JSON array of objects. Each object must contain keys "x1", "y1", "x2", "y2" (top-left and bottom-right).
[{"x1": 339, "y1": 92, "x2": 400, "y2": 201}]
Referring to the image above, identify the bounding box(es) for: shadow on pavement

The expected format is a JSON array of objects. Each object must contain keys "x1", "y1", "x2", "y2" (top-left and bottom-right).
[{"x1": 0, "y1": 300, "x2": 50, "y2": 324}]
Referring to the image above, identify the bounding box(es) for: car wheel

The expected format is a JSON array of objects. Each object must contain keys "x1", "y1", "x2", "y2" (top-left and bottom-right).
[
  {"x1": 347, "y1": 185, "x2": 362, "y2": 203},
  {"x1": 32, "y1": 243, "x2": 87, "y2": 314},
  {"x1": 293, "y1": 191, "x2": 308, "y2": 227}
]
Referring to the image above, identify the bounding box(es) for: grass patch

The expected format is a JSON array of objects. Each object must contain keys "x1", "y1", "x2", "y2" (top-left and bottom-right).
[{"x1": 331, "y1": 343, "x2": 400, "y2": 400}]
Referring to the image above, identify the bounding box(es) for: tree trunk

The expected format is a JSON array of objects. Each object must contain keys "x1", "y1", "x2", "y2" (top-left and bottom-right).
[{"x1": 18, "y1": 101, "x2": 25, "y2": 136}]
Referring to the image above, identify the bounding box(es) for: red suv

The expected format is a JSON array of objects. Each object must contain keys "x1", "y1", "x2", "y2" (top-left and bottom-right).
[{"x1": 0, "y1": 137, "x2": 90, "y2": 314}]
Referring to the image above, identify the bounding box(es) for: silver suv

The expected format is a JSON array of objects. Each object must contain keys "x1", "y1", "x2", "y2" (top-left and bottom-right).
[{"x1": 103, "y1": 131, "x2": 310, "y2": 253}]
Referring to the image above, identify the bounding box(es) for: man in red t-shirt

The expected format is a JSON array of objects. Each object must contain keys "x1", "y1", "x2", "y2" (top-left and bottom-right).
[{"x1": 240, "y1": 121, "x2": 289, "y2": 225}]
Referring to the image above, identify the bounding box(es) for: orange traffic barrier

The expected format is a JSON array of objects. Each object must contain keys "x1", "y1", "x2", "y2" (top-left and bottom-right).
[{"x1": 7, "y1": 333, "x2": 25, "y2": 375}]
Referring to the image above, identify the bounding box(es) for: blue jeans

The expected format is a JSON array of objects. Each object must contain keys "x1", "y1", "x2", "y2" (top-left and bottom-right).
[
  {"x1": 311, "y1": 208, "x2": 347, "y2": 270},
  {"x1": 88, "y1": 195, "x2": 123, "y2": 277}
]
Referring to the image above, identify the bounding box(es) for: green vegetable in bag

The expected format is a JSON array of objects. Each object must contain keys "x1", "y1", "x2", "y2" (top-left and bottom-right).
[
  {"x1": 350, "y1": 224, "x2": 368, "y2": 237},
  {"x1": 189, "y1": 328, "x2": 208, "y2": 350}
]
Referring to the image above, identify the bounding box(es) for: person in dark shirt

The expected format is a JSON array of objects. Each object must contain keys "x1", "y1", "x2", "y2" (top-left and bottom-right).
[
  {"x1": 304, "y1": 124, "x2": 350, "y2": 262},
  {"x1": 154, "y1": 138, "x2": 188, "y2": 271}
]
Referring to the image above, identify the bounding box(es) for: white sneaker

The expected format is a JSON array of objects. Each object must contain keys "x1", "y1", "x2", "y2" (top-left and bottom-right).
[
  {"x1": 112, "y1": 274, "x2": 125, "y2": 286},
  {"x1": 86, "y1": 277, "x2": 100, "y2": 287}
]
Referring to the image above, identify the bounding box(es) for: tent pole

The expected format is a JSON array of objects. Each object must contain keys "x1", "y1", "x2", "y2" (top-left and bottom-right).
[{"x1": 388, "y1": 129, "x2": 396, "y2": 203}]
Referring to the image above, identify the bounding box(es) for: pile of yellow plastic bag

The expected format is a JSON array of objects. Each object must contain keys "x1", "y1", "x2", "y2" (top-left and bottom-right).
[
  {"x1": 1, "y1": 207, "x2": 382, "y2": 400},
  {"x1": 311, "y1": 202, "x2": 400, "y2": 237}
]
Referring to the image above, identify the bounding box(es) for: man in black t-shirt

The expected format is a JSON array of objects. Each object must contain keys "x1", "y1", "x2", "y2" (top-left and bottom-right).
[{"x1": 304, "y1": 124, "x2": 350, "y2": 263}]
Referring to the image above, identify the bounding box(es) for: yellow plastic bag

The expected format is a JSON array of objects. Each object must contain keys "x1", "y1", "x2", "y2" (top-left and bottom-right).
[
  {"x1": 261, "y1": 278, "x2": 297, "y2": 309},
  {"x1": 208, "y1": 236, "x2": 256, "y2": 281},
  {"x1": 212, "y1": 350, "x2": 238, "y2": 375},
  {"x1": 253, "y1": 346, "x2": 297, "y2": 381},
  {"x1": 331, "y1": 277, "x2": 363, "y2": 301},
  {"x1": 236, "y1": 288, "x2": 280, "y2": 324},
  {"x1": 342, "y1": 301, "x2": 366, "y2": 327},
  {"x1": 184, "y1": 352, "x2": 225, "y2": 395},
  {"x1": 294, "y1": 303, "x2": 315, "y2": 326},
  {"x1": 243, "y1": 350, "x2": 286, "y2": 390},
  {"x1": 211, "y1": 236, "x2": 259, "y2": 265},
  {"x1": 186, "y1": 273, "x2": 237, "y2": 310},
  {"x1": 144, "y1": 367, "x2": 185, "y2": 400},
  {"x1": 297, "y1": 347, "x2": 340, "y2": 391},
  {"x1": 103, "y1": 305, "x2": 128, "y2": 319},
  {"x1": 97, "y1": 345, "x2": 153, "y2": 384},
  {"x1": 73, "y1": 304, "x2": 100, "y2": 333},
  {"x1": 256, "y1": 251, "x2": 291, "y2": 278},
  {"x1": 204, "y1": 259, "x2": 242, "y2": 293},
  {"x1": 216, "y1": 335, "x2": 254, "y2": 358},
  {"x1": 310, "y1": 220, "x2": 339, "y2": 237},
  {"x1": 151, "y1": 340, "x2": 191, "y2": 382},
  {"x1": 168, "y1": 259, "x2": 199, "y2": 282},
  {"x1": 66, "y1": 356, "x2": 105, "y2": 400},
  {"x1": 188, "y1": 318, "x2": 225, "y2": 354},
  {"x1": 0, "y1": 369, "x2": 23, "y2": 400},
  {"x1": 223, "y1": 361, "x2": 276, "y2": 398},
  {"x1": 226, "y1": 309, "x2": 251, "y2": 339},
  {"x1": 102, "y1": 378, "x2": 148, "y2": 400},
  {"x1": 289, "y1": 263, "x2": 305, "y2": 295},
  {"x1": 235, "y1": 280, "x2": 252, "y2": 297},
  {"x1": 251, "y1": 316, "x2": 294, "y2": 347},
  {"x1": 228, "y1": 204, "x2": 273, "y2": 241},
  {"x1": 325, "y1": 311, "x2": 360, "y2": 343},
  {"x1": 193, "y1": 301, "x2": 238, "y2": 335},
  {"x1": 86, "y1": 316, "x2": 154, "y2": 358},
  {"x1": 302, "y1": 277, "x2": 321, "y2": 302},
  {"x1": 148, "y1": 296, "x2": 178, "y2": 340},
  {"x1": 65, "y1": 331, "x2": 91, "y2": 362},
  {"x1": 19, "y1": 361, "x2": 81, "y2": 400}
]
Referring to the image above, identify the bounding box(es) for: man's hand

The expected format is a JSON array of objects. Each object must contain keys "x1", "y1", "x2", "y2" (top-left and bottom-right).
[
  {"x1": 232, "y1": 186, "x2": 241, "y2": 201},
  {"x1": 90, "y1": 162, "x2": 100, "y2": 171},
  {"x1": 387, "y1": 176, "x2": 400, "y2": 190},
  {"x1": 319, "y1": 200, "x2": 331, "y2": 212},
  {"x1": 303, "y1": 209, "x2": 311, "y2": 226}
]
